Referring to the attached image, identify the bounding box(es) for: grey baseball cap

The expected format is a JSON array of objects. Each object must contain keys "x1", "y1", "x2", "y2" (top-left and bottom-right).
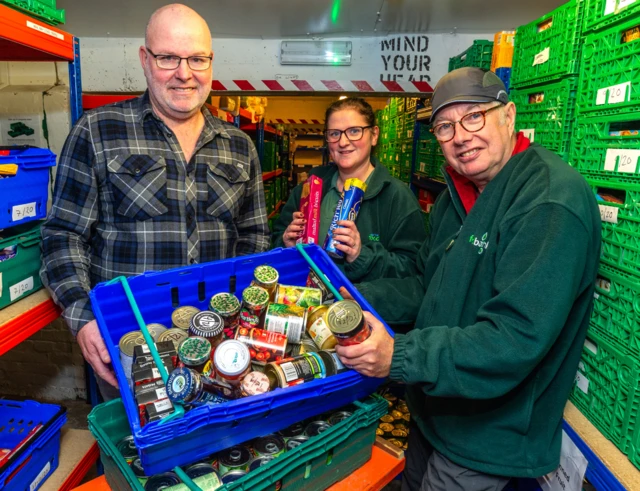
[{"x1": 430, "y1": 67, "x2": 509, "y2": 123}]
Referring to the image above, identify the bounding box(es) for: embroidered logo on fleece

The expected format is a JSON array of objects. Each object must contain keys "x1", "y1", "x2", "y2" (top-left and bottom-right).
[
  {"x1": 368, "y1": 234, "x2": 380, "y2": 242},
  {"x1": 469, "y1": 232, "x2": 489, "y2": 254}
]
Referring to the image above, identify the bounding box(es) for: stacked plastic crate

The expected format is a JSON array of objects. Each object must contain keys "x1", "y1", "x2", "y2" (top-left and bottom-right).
[
  {"x1": 565, "y1": 0, "x2": 640, "y2": 470},
  {"x1": 490, "y1": 31, "x2": 515, "y2": 92},
  {"x1": 376, "y1": 98, "x2": 416, "y2": 183},
  {"x1": 396, "y1": 97, "x2": 417, "y2": 183},
  {"x1": 448, "y1": 40, "x2": 494, "y2": 72},
  {"x1": 509, "y1": 0, "x2": 583, "y2": 163}
]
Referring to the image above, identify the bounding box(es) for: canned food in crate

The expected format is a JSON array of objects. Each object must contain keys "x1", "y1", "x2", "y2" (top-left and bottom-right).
[
  {"x1": 119, "y1": 331, "x2": 146, "y2": 384},
  {"x1": 189, "y1": 311, "x2": 224, "y2": 348},
  {"x1": 210, "y1": 292, "x2": 241, "y2": 337},
  {"x1": 178, "y1": 336, "x2": 212, "y2": 375},
  {"x1": 277, "y1": 421, "x2": 305, "y2": 441},
  {"x1": 388, "y1": 438, "x2": 404, "y2": 449},
  {"x1": 391, "y1": 410, "x2": 404, "y2": 420},
  {"x1": 145, "y1": 472, "x2": 180, "y2": 490},
  {"x1": 376, "y1": 428, "x2": 384, "y2": 437},
  {"x1": 252, "y1": 434, "x2": 285, "y2": 458},
  {"x1": 379, "y1": 422, "x2": 395, "y2": 438},
  {"x1": 218, "y1": 445, "x2": 252, "y2": 475},
  {"x1": 221, "y1": 470, "x2": 247, "y2": 485},
  {"x1": 306, "y1": 305, "x2": 337, "y2": 350},
  {"x1": 249, "y1": 456, "x2": 282, "y2": 490},
  {"x1": 185, "y1": 462, "x2": 217, "y2": 479},
  {"x1": 383, "y1": 393, "x2": 397, "y2": 404},
  {"x1": 238, "y1": 309, "x2": 260, "y2": 330},
  {"x1": 265, "y1": 352, "x2": 326, "y2": 389},
  {"x1": 317, "y1": 350, "x2": 348, "y2": 376},
  {"x1": 166, "y1": 471, "x2": 222, "y2": 490},
  {"x1": 275, "y1": 284, "x2": 322, "y2": 308},
  {"x1": 157, "y1": 328, "x2": 188, "y2": 350},
  {"x1": 242, "y1": 286, "x2": 270, "y2": 318},
  {"x1": 116, "y1": 435, "x2": 138, "y2": 464},
  {"x1": 394, "y1": 423, "x2": 409, "y2": 432},
  {"x1": 306, "y1": 269, "x2": 335, "y2": 304},
  {"x1": 288, "y1": 336, "x2": 318, "y2": 356},
  {"x1": 328, "y1": 411, "x2": 352, "y2": 426},
  {"x1": 240, "y1": 371, "x2": 270, "y2": 397},
  {"x1": 327, "y1": 300, "x2": 370, "y2": 346},
  {"x1": 264, "y1": 303, "x2": 307, "y2": 343},
  {"x1": 305, "y1": 420, "x2": 332, "y2": 437},
  {"x1": 380, "y1": 415, "x2": 394, "y2": 424},
  {"x1": 285, "y1": 435, "x2": 309, "y2": 450},
  {"x1": 253, "y1": 265, "x2": 279, "y2": 301},
  {"x1": 131, "y1": 458, "x2": 148, "y2": 486},
  {"x1": 391, "y1": 428, "x2": 409, "y2": 442},
  {"x1": 167, "y1": 367, "x2": 231, "y2": 405},
  {"x1": 171, "y1": 306, "x2": 200, "y2": 330},
  {"x1": 235, "y1": 327, "x2": 287, "y2": 363},
  {"x1": 214, "y1": 340, "x2": 251, "y2": 386},
  {"x1": 146, "y1": 323, "x2": 168, "y2": 340}
]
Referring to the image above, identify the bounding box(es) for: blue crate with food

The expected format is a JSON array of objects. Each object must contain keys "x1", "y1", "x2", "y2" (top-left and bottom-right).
[
  {"x1": 0, "y1": 146, "x2": 56, "y2": 230},
  {"x1": 0, "y1": 399, "x2": 67, "y2": 491},
  {"x1": 89, "y1": 244, "x2": 393, "y2": 475}
]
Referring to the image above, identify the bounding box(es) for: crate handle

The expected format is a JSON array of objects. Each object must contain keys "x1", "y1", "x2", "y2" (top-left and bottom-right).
[{"x1": 295, "y1": 243, "x2": 344, "y2": 301}]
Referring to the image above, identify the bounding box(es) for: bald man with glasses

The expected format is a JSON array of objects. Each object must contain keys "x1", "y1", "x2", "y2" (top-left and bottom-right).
[{"x1": 41, "y1": 4, "x2": 269, "y2": 401}]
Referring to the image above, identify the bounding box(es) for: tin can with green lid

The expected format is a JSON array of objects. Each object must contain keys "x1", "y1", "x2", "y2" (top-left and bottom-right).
[
  {"x1": 178, "y1": 336, "x2": 212, "y2": 375},
  {"x1": 253, "y1": 265, "x2": 279, "y2": 301},
  {"x1": 210, "y1": 292, "x2": 241, "y2": 337},
  {"x1": 242, "y1": 286, "x2": 270, "y2": 319}
]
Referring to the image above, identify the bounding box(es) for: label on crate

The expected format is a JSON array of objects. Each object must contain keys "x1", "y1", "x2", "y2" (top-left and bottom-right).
[
  {"x1": 521, "y1": 129, "x2": 535, "y2": 142},
  {"x1": 598, "y1": 204, "x2": 619, "y2": 224},
  {"x1": 9, "y1": 276, "x2": 33, "y2": 302},
  {"x1": 596, "y1": 276, "x2": 611, "y2": 292},
  {"x1": 619, "y1": 0, "x2": 639, "y2": 11},
  {"x1": 532, "y1": 47, "x2": 550, "y2": 66},
  {"x1": 26, "y1": 21, "x2": 64, "y2": 41},
  {"x1": 12, "y1": 202, "x2": 37, "y2": 222},
  {"x1": 29, "y1": 461, "x2": 51, "y2": 491},
  {"x1": 604, "y1": 0, "x2": 616, "y2": 14},
  {"x1": 584, "y1": 339, "x2": 598, "y2": 355},
  {"x1": 604, "y1": 148, "x2": 640, "y2": 173},
  {"x1": 574, "y1": 371, "x2": 589, "y2": 394},
  {"x1": 596, "y1": 81, "x2": 631, "y2": 106}
]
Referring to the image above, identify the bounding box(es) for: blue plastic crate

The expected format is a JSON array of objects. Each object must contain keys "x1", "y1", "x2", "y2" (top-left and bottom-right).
[
  {"x1": 89, "y1": 244, "x2": 393, "y2": 475},
  {"x1": 0, "y1": 400, "x2": 67, "y2": 491},
  {"x1": 495, "y1": 67, "x2": 512, "y2": 92},
  {"x1": 0, "y1": 147, "x2": 56, "y2": 230}
]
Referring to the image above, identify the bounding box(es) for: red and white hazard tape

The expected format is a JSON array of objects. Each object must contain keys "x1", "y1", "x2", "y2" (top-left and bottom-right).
[
  {"x1": 269, "y1": 119, "x2": 324, "y2": 125},
  {"x1": 211, "y1": 80, "x2": 433, "y2": 93}
]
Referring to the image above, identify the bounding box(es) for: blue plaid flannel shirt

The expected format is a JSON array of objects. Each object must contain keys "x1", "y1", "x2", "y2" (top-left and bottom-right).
[{"x1": 40, "y1": 92, "x2": 269, "y2": 336}]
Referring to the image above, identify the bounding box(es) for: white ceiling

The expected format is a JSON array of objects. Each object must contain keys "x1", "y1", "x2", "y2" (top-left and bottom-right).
[{"x1": 57, "y1": 0, "x2": 568, "y2": 38}]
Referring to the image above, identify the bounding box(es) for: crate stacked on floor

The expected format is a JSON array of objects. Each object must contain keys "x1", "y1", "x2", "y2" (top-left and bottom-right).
[
  {"x1": 510, "y1": 0, "x2": 583, "y2": 163},
  {"x1": 448, "y1": 40, "x2": 494, "y2": 72},
  {"x1": 490, "y1": 31, "x2": 515, "y2": 91},
  {"x1": 563, "y1": 0, "x2": 640, "y2": 471},
  {"x1": 376, "y1": 97, "x2": 416, "y2": 184},
  {"x1": 415, "y1": 121, "x2": 446, "y2": 181}
]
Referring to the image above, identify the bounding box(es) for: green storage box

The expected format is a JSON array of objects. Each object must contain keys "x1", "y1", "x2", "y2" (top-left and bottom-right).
[
  {"x1": 88, "y1": 395, "x2": 388, "y2": 491},
  {"x1": 583, "y1": 0, "x2": 640, "y2": 34},
  {"x1": 1, "y1": 0, "x2": 65, "y2": 25},
  {"x1": 448, "y1": 40, "x2": 494, "y2": 71},
  {"x1": 0, "y1": 221, "x2": 43, "y2": 309}
]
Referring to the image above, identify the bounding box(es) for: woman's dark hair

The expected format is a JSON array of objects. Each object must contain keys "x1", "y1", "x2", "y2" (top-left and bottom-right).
[{"x1": 325, "y1": 97, "x2": 376, "y2": 128}]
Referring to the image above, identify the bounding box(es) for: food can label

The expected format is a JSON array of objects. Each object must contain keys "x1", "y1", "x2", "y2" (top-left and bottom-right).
[
  {"x1": 265, "y1": 313, "x2": 304, "y2": 343},
  {"x1": 308, "y1": 318, "x2": 334, "y2": 348}
]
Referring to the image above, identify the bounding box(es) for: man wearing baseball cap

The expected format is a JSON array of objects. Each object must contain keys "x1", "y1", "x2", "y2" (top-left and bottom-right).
[{"x1": 336, "y1": 68, "x2": 601, "y2": 490}]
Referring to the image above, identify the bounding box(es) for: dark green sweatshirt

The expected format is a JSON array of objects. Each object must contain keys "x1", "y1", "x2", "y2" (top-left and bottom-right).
[
  {"x1": 359, "y1": 144, "x2": 601, "y2": 477},
  {"x1": 272, "y1": 163, "x2": 426, "y2": 282}
]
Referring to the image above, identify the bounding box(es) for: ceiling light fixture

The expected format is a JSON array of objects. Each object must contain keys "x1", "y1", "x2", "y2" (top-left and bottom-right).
[{"x1": 280, "y1": 41, "x2": 352, "y2": 66}]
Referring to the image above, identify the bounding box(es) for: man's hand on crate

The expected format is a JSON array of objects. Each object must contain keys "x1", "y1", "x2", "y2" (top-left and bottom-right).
[
  {"x1": 77, "y1": 320, "x2": 119, "y2": 388},
  {"x1": 335, "y1": 312, "x2": 393, "y2": 378}
]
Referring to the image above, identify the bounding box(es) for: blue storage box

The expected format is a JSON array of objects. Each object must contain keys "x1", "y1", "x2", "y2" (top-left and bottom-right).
[
  {"x1": 0, "y1": 400, "x2": 67, "y2": 491},
  {"x1": 495, "y1": 67, "x2": 511, "y2": 93},
  {"x1": 0, "y1": 147, "x2": 56, "y2": 230},
  {"x1": 89, "y1": 245, "x2": 393, "y2": 475}
]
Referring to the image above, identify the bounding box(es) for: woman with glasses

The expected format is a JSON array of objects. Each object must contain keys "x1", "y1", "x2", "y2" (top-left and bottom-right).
[{"x1": 272, "y1": 97, "x2": 426, "y2": 285}]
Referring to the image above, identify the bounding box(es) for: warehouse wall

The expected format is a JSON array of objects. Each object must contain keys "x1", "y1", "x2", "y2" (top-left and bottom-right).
[{"x1": 80, "y1": 33, "x2": 493, "y2": 92}]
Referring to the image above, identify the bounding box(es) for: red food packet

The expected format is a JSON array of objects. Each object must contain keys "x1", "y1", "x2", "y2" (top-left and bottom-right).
[{"x1": 297, "y1": 176, "x2": 323, "y2": 245}]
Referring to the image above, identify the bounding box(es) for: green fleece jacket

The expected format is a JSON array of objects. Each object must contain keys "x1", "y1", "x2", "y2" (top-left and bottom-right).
[
  {"x1": 359, "y1": 144, "x2": 601, "y2": 477},
  {"x1": 272, "y1": 163, "x2": 426, "y2": 282}
]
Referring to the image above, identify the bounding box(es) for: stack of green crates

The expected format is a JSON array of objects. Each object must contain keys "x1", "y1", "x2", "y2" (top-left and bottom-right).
[
  {"x1": 262, "y1": 141, "x2": 277, "y2": 173},
  {"x1": 263, "y1": 181, "x2": 275, "y2": 216},
  {"x1": 415, "y1": 123, "x2": 445, "y2": 181},
  {"x1": 1, "y1": 0, "x2": 65, "y2": 25},
  {"x1": 560, "y1": 0, "x2": 640, "y2": 471},
  {"x1": 510, "y1": 0, "x2": 583, "y2": 162},
  {"x1": 448, "y1": 40, "x2": 494, "y2": 72},
  {"x1": 376, "y1": 97, "x2": 419, "y2": 183}
]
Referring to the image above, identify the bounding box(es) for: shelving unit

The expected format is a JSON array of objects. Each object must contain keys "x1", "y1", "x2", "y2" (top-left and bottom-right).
[{"x1": 40, "y1": 428, "x2": 99, "y2": 491}]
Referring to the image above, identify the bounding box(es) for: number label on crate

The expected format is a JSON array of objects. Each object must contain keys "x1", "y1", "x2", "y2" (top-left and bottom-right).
[
  {"x1": 596, "y1": 276, "x2": 612, "y2": 292},
  {"x1": 584, "y1": 339, "x2": 598, "y2": 355},
  {"x1": 9, "y1": 276, "x2": 34, "y2": 302},
  {"x1": 521, "y1": 129, "x2": 535, "y2": 142},
  {"x1": 532, "y1": 47, "x2": 550, "y2": 66},
  {"x1": 11, "y1": 202, "x2": 37, "y2": 222},
  {"x1": 598, "y1": 204, "x2": 619, "y2": 224},
  {"x1": 604, "y1": 148, "x2": 640, "y2": 173},
  {"x1": 29, "y1": 461, "x2": 51, "y2": 491},
  {"x1": 574, "y1": 371, "x2": 589, "y2": 394},
  {"x1": 596, "y1": 81, "x2": 631, "y2": 106}
]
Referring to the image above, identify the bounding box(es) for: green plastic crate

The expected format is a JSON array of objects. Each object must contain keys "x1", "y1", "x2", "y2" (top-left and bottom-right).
[
  {"x1": 511, "y1": 0, "x2": 583, "y2": 88},
  {"x1": 589, "y1": 263, "x2": 640, "y2": 359},
  {"x1": 511, "y1": 77, "x2": 578, "y2": 161},
  {"x1": 395, "y1": 97, "x2": 406, "y2": 114},
  {"x1": 0, "y1": 221, "x2": 43, "y2": 309},
  {"x1": 583, "y1": 0, "x2": 640, "y2": 33},
  {"x1": 569, "y1": 329, "x2": 640, "y2": 455},
  {"x1": 448, "y1": 40, "x2": 494, "y2": 72},
  {"x1": 578, "y1": 16, "x2": 640, "y2": 118},
  {"x1": 0, "y1": 0, "x2": 65, "y2": 25},
  {"x1": 403, "y1": 112, "x2": 416, "y2": 140},
  {"x1": 396, "y1": 117, "x2": 405, "y2": 141},
  {"x1": 406, "y1": 98, "x2": 418, "y2": 113},
  {"x1": 88, "y1": 395, "x2": 388, "y2": 491}
]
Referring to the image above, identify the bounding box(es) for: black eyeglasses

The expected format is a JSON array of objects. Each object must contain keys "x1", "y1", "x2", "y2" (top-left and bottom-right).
[
  {"x1": 324, "y1": 126, "x2": 373, "y2": 143},
  {"x1": 430, "y1": 105, "x2": 503, "y2": 142},
  {"x1": 145, "y1": 47, "x2": 212, "y2": 71}
]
